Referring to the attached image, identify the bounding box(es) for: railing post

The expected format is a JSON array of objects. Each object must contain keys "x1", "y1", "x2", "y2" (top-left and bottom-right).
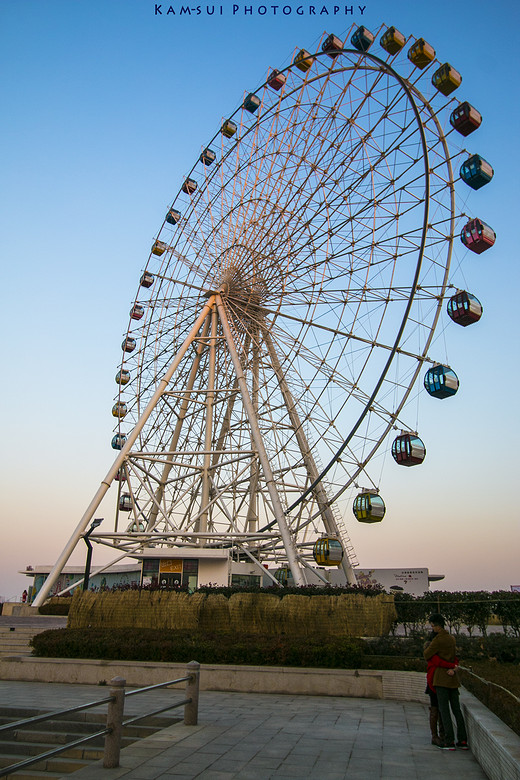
[
  {"x1": 103, "y1": 676, "x2": 126, "y2": 768},
  {"x1": 184, "y1": 660, "x2": 200, "y2": 725}
]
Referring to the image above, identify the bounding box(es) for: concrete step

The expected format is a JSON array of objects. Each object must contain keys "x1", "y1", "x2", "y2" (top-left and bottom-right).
[
  {"x1": 0, "y1": 771, "x2": 62, "y2": 780},
  {"x1": 0, "y1": 752, "x2": 89, "y2": 772},
  {"x1": 0, "y1": 704, "x2": 181, "y2": 778},
  {"x1": 0, "y1": 626, "x2": 49, "y2": 656},
  {"x1": 0, "y1": 773, "x2": 61, "y2": 780},
  {"x1": 0, "y1": 739, "x2": 104, "y2": 760}
]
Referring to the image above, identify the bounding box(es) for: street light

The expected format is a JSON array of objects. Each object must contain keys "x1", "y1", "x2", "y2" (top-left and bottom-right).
[{"x1": 83, "y1": 518, "x2": 103, "y2": 591}]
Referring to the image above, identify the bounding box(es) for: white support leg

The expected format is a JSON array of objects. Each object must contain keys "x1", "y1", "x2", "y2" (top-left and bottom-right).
[
  {"x1": 216, "y1": 294, "x2": 305, "y2": 587},
  {"x1": 32, "y1": 296, "x2": 217, "y2": 607}
]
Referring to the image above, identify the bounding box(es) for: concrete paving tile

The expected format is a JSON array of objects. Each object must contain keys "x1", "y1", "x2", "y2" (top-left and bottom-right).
[
  {"x1": 208, "y1": 758, "x2": 248, "y2": 771},
  {"x1": 272, "y1": 765, "x2": 315, "y2": 777},
  {"x1": 345, "y1": 759, "x2": 382, "y2": 774},
  {"x1": 242, "y1": 757, "x2": 282, "y2": 770},
  {"x1": 121, "y1": 767, "x2": 179, "y2": 780},
  {"x1": 275, "y1": 772, "x2": 347, "y2": 780},
  {"x1": 381, "y1": 774, "x2": 419, "y2": 780},
  {"x1": 312, "y1": 760, "x2": 349, "y2": 772}
]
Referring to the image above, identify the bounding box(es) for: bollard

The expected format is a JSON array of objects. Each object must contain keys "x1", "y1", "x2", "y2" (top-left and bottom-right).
[
  {"x1": 184, "y1": 660, "x2": 200, "y2": 725},
  {"x1": 103, "y1": 676, "x2": 126, "y2": 768}
]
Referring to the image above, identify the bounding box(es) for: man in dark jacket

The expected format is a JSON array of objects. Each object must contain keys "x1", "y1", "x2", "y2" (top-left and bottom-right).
[{"x1": 423, "y1": 613, "x2": 469, "y2": 750}]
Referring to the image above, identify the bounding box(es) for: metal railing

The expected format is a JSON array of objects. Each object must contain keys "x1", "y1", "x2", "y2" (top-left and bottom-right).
[{"x1": 0, "y1": 660, "x2": 200, "y2": 777}]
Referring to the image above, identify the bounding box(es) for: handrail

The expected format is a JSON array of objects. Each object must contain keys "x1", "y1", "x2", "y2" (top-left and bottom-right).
[
  {"x1": 0, "y1": 661, "x2": 200, "y2": 777},
  {"x1": 122, "y1": 698, "x2": 191, "y2": 728},
  {"x1": 124, "y1": 674, "x2": 190, "y2": 697},
  {"x1": 0, "y1": 695, "x2": 115, "y2": 735},
  {"x1": 1, "y1": 726, "x2": 111, "y2": 776}
]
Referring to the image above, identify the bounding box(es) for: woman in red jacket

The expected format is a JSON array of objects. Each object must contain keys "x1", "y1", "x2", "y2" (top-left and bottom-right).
[
  {"x1": 425, "y1": 634, "x2": 458, "y2": 746},
  {"x1": 424, "y1": 613, "x2": 469, "y2": 750}
]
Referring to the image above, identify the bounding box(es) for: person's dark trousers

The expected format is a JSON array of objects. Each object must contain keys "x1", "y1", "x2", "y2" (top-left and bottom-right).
[{"x1": 436, "y1": 686, "x2": 468, "y2": 745}]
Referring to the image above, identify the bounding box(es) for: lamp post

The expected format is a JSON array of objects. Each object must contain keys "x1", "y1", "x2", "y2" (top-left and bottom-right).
[{"x1": 83, "y1": 518, "x2": 103, "y2": 591}]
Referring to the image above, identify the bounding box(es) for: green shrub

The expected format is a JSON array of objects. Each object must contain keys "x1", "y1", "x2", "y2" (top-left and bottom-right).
[
  {"x1": 38, "y1": 599, "x2": 70, "y2": 616},
  {"x1": 30, "y1": 629, "x2": 365, "y2": 668},
  {"x1": 195, "y1": 583, "x2": 385, "y2": 598},
  {"x1": 492, "y1": 591, "x2": 520, "y2": 637}
]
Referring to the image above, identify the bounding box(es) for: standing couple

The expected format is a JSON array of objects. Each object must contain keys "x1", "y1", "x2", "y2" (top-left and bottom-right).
[{"x1": 424, "y1": 613, "x2": 469, "y2": 751}]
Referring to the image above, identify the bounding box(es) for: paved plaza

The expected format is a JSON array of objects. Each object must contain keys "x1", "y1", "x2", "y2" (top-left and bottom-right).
[{"x1": 0, "y1": 680, "x2": 488, "y2": 780}]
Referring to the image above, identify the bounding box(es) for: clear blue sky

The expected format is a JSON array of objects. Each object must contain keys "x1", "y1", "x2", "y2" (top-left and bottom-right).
[{"x1": 1, "y1": 0, "x2": 519, "y2": 601}]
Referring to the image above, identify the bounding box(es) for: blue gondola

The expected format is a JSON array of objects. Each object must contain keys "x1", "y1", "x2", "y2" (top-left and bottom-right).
[
  {"x1": 111, "y1": 433, "x2": 127, "y2": 450},
  {"x1": 243, "y1": 93, "x2": 261, "y2": 113},
  {"x1": 391, "y1": 433, "x2": 426, "y2": 467},
  {"x1": 313, "y1": 537, "x2": 344, "y2": 566},
  {"x1": 424, "y1": 365, "x2": 459, "y2": 399},
  {"x1": 166, "y1": 208, "x2": 181, "y2": 225},
  {"x1": 447, "y1": 290, "x2": 483, "y2": 327},
  {"x1": 351, "y1": 26, "x2": 374, "y2": 52},
  {"x1": 459, "y1": 155, "x2": 494, "y2": 190},
  {"x1": 200, "y1": 148, "x2": 216, "y2": 166},
  {"x1": 353, "y1": 492, "x2": 386, "y2": 524}
]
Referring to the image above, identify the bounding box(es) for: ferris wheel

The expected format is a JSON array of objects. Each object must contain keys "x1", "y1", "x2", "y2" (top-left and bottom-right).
[{"x1": 34, "y1": 23, "x2": 494, "y2": 604}]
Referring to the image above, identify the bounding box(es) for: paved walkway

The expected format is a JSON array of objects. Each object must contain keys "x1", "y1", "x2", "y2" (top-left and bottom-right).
[{"x1": 0, "y1": 681, "x2": 488, "y2": 780}]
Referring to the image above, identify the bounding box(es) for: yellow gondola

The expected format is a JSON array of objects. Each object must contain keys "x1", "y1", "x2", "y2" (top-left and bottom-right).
[
  {"x1": 380, "y1": 26, "x2": 406, "y2": 55},
  {"x1": 293, "y1": 48, "x2": 314, "y2": 72},
  {"x1": 221, "y1": 119, "x2": 237, "y2": 138},
  {"x1": 432, "y1": 63, "x2": 462, "y2": 96},
  {"x1": 353, "y1": 491, "x2": 386, "y2": 524},
  {"x1": 313, "y1": 537, "x2": 344, "y2": 567},
  {"x1": 407, "y1": 38, "x2": 435, "y2": 69}
]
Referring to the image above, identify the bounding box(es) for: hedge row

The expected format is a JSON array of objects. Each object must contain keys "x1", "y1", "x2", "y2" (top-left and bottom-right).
[
  {"x1": 31, "y1": 628, "x2": 365, "y2": 668},
  {"x1": 394, "y1": 591, "x2": 520, "y2": 636},
  {"x1": 31, "y1": 628, "x2": 519, "y2": 667}
]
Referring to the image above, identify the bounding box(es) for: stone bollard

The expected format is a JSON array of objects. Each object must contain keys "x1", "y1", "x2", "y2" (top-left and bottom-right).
[
  {"x1": 184, "y1": 660, "x2": 200, "y2": 726},
  {"x1": 103, "y1": 676, "x2": 126, "y2": 768}
]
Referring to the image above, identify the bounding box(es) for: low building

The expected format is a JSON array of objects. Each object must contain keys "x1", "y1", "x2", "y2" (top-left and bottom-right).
[{"x1": 22, "y1": 558, "x2": 444, "y2": 601}]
